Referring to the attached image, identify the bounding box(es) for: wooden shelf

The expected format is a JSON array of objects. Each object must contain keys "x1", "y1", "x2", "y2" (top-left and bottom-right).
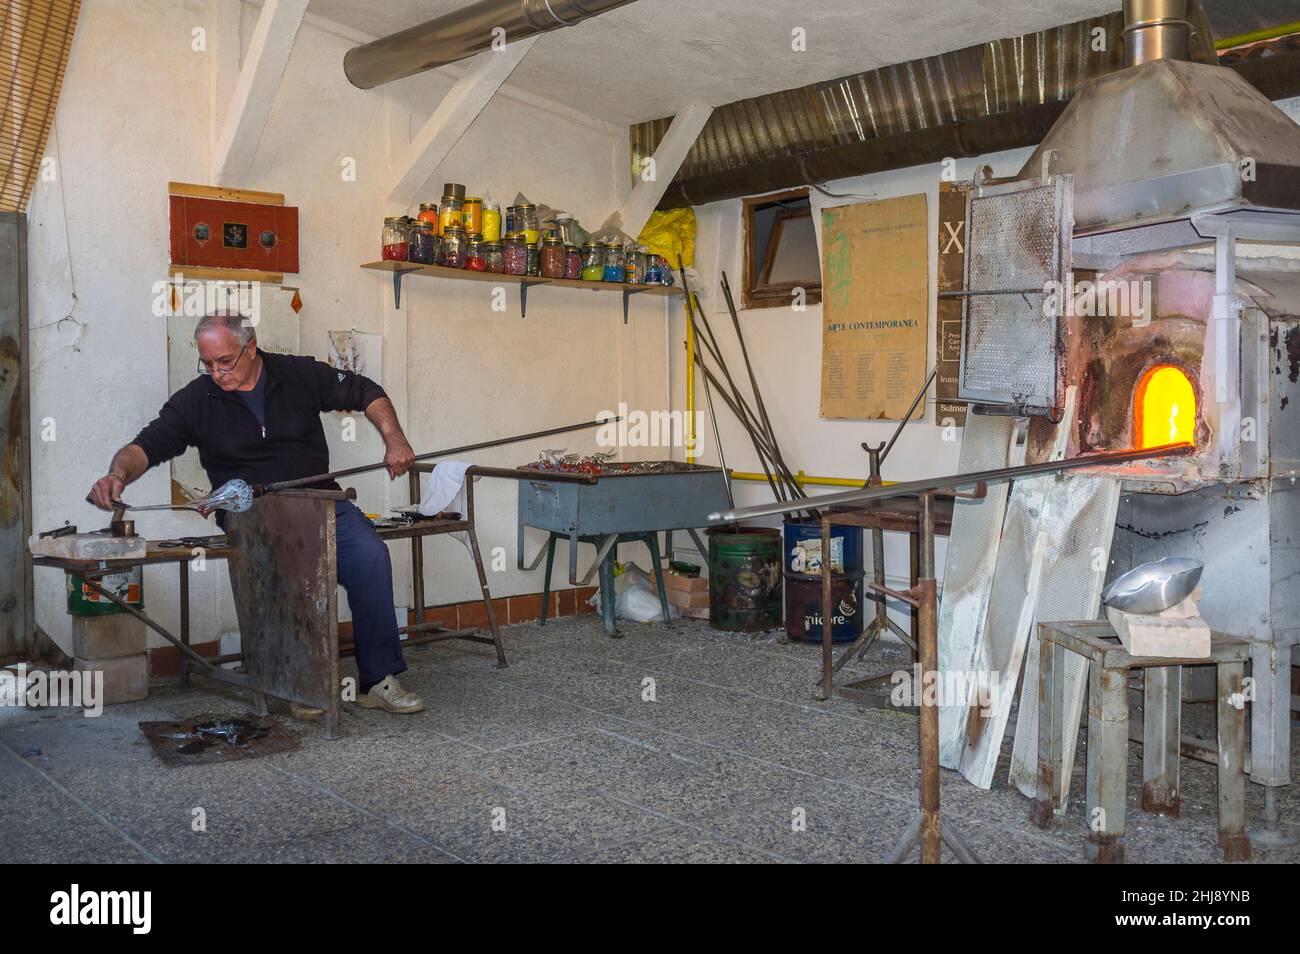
[{"x1": 361, "y1": 259, "x2": 682, "y2": 319}]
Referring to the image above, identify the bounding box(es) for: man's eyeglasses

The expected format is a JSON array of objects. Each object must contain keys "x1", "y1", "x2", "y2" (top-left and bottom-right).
[{"x1": 198, "y1": 341, "x2": 249, "y2": 377}]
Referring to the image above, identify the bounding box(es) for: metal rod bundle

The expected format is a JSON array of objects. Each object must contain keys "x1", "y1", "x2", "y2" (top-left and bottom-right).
[{"x1": 679, "y1": 264, "x2": 812, "y2": 517}]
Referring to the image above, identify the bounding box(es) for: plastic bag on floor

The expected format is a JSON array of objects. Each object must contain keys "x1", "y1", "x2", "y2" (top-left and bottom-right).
[{"x1": 587, "y1": 562, "x2": 675, "y2": 623}]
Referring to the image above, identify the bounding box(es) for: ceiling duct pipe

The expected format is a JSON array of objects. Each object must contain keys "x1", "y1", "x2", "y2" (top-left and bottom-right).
[
  {"x1": 1124, "y1": 0, "x2": 1194, "y2": 65},
  {"x1": 344, "y1": 0, "x2": 638, "y2": 89}
]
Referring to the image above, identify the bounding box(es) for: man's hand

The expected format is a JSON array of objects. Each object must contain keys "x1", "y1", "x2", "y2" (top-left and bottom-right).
[
  {"x1": 89, "y1": 474, "x2": 126, "y2": 510},
  {"x1": 383, "y1": 434, "x2": 416, "y2": 479}
]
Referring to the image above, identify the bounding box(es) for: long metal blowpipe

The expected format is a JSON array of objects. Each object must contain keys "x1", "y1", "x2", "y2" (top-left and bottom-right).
[
  {"x1": 264, "y1": 414, "x2": 622, "y2": 492},
  {"x1": 710, "y1": 442, "x2": 1195, "y2": 522},
  {"x1": 97, "y1": 415, "x2": 621, "y2": 514}
]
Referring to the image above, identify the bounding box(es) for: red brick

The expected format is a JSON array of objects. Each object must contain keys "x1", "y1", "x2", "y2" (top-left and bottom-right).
[
  {"x1": 552, "y1": 589, "x2": 572, "y2": 617},
  {"x1": 416, "y1": 605, "x2": 457, "y2": 629},
  {"x1": 668, "y1": 589, "x2": 710, "y2": 611},
  {"x1": 509, "y1": 593, "x2": 544, "y2": 624},
  {"x1": 575, "y1": 586, "x2": 598, "y2": 613}
]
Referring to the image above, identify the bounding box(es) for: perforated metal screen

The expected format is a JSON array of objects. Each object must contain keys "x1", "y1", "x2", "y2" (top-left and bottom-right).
[{"x1": 959, "y1": 177, "x2": 1071, "y2": 412}]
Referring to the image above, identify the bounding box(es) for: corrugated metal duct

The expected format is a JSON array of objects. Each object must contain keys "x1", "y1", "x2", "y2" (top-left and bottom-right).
[{"x1": 641, "y1": 6, "x2": 1300, "y2": 209}]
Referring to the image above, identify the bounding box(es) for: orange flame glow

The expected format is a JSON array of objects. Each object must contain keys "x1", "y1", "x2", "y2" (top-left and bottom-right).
[{"x1": 1136, "y1": 365, "x2": 1196, "y2": 449}]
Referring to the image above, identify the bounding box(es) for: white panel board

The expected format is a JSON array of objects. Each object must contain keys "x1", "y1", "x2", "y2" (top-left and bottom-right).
[
  {"x1": 937, "y1": 413, "x2": 1021, "y2": 768},
  {"x1": 1008, "y1": 476, "x2": 1120, "y2": 806},
  {"x1": 957, "y1": 392, "x2": 1075, "y2": 788}
]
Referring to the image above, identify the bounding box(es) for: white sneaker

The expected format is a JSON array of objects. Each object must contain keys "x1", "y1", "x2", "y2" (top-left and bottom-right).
[{"x1": 356, "y1": 675, "x2": 424, "y2": 714}]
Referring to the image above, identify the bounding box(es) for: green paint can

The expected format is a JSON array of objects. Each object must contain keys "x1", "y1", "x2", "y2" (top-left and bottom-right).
[{"x1": 707, "y1": 526, "x2": 782, "y2": 632}]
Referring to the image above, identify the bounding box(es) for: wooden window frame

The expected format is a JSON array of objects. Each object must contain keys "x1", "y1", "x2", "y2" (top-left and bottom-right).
[{"x1": 741, "y1": 187, "x2": 823, "y2": 311}]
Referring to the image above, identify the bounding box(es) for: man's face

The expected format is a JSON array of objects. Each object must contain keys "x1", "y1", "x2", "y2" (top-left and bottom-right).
[{"x1": 197, "y1": 328, "x2": 258, "y2": 391}]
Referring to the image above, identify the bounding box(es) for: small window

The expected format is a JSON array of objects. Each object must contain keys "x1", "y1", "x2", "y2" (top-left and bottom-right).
[{"x1": 742, "y1": 188, "x2": 822, "y2": 310}]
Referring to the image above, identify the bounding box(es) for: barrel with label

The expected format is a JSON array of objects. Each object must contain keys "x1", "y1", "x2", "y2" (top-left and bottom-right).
[
  {"x1": 66, "y1": 567, "x2": 144, "y2": 616},
  {"x1": 783, "y1": 517, "x2": 864, "y2": 643},
  {"x1": 708, "y1": 526, "x2": 782, "y2": 632}
]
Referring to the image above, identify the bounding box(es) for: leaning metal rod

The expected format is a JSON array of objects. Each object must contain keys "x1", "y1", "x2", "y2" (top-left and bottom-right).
[
  {"x1": 689, "y1": 312, "x2": 810, "y2": 508},
  {"x1": 694, "y1": 352, "x2": 819, "y2": 523},
  {"x1": 879, "y1": 365, "x2": 939, "y2": 469},
  {"x1": 696, "y1": 287, "x2": 804, "y2": 502},
  {"x1": 679, "y1": 258, "x2": 735, "y2": 513},
  {"x1": 78, "y1": 575, "x2": 215, "y2": 669},
  {"x1": 264, "y1": 415, "x2": 621, "y2": 492},
  {"x1": 695, "y1": 355, "x2": 788, "y2": 472},
  {"x1": 684, "y1": 285, "x2": 801, "y2": 501},
  {"x1": 691, "y1": 331, "x2": 816, "y2": 515},
  {"x1": 691, "y1": 337, "x2": 787, "y2": 501},
  {"x1": 712, "y1": 442, "x2": 1195, "y2": 522},
  {"x1": 720, "y1": 271, "x2": 785, "y2": 481},
  {"x1": 686, "y1": 291, "x2": 785, "y2": 499},
  {"x1": 693, "y1": 342, "x2": 783, "y2": 503}
]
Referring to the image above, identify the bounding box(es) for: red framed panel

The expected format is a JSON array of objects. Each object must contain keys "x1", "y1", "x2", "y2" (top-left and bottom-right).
[{"x1": 169, "y1": 195, "x2": 299, "y2": 273}]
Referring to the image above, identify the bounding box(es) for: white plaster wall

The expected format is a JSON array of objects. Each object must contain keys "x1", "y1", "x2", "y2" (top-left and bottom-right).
[{"x1": 27, "y1": 0, "x2": 665, "y2": 651}]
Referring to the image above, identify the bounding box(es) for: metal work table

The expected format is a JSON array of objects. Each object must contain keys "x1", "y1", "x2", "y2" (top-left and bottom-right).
[
  {"x1": 515, "y1": 461, "x2": 731, "y2": 637},
  {"x1": 32, "y1": 477, "x2": 508, "y2": 737}
]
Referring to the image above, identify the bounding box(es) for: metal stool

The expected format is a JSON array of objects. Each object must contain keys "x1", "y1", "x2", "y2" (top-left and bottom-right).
[{"x1": 1030, "y1": 620, "x2": 1251, "y2": 864}]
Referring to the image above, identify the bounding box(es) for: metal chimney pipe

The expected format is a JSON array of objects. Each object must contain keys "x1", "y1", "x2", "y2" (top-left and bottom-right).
[
  {"x1": 1123, "y1": 0, "x2": 1193, "y2": 66},
  {"x1": 344, "y1": 0, "x2": 638, "y2": 89}
]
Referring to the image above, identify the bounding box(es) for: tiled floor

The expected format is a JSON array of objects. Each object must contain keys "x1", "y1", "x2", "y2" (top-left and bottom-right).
[{"x1": 3, "y1": 616, "x2": 1297, "y2": 863}]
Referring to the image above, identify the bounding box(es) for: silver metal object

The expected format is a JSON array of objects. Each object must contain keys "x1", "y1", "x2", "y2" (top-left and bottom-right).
[
  {"x1": 1016, "y1": 18, "x2": 1300, "y2": 236},
  {"x1": 1123, "y1": 0, "x2": 1194, "y2": 67},
  {"x1": 343, "y1": 0, "x2": 638, "y2": 88},
  {"x1": 1101, "y1": 556, "x2": 1204, "y2": 614}
]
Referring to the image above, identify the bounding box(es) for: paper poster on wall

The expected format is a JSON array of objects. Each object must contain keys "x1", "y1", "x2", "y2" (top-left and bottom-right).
[
  {"x1": 819, "y1": 193, "x2": 929, "y2": 420},
  {"x1": 164, "y1": 284, "x2": 300, "y2": 501},
  {"x1": 327, "y1": 329, "x2": 382, "y2": 384},
  {"x1": 936, "y1": 181, "x2": 969, "y2": 427}
]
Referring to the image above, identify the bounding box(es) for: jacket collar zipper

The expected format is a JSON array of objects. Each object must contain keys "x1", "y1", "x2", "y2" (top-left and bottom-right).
[{"x1": 205, "y1": 358, "x2": 279, "y2": 438}]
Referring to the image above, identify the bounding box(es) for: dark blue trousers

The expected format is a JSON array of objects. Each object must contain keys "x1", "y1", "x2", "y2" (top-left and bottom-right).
[{"x1": 335, "y1": 500, "x2": 406, "y2": 693}]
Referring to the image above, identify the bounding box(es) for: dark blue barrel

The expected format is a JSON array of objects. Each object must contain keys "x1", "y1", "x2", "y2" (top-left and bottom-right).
[{"x1": 782, "y1": 517, "x2": 864, "y2": 644}]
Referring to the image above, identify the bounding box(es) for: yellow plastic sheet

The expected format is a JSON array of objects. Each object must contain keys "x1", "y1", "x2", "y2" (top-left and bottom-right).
[{"x1": 637, "y1": 208, "x2": 696, "y2": 269}]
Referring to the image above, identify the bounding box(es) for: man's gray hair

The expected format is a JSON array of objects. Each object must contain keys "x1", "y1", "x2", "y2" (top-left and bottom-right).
[{"x1": 195, "y1": 312, "x2": 256, "y2": 345}]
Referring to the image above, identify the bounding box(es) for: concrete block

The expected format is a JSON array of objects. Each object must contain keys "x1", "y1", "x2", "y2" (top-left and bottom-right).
[
  {"x1": 74, "y1": 654, "x2": 148, "y2": 705},
  {"x1": 1106, "y1": 604, "x2": 1210, "y2": 658},
  {"x1": 71, "y1": 614, "x2": 147, "y2": 660}
]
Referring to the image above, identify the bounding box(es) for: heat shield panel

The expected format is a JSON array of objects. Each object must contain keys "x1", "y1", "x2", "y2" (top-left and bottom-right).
[{"x1": 959, "y1": 174, "x2": 1071, "y2": 414}]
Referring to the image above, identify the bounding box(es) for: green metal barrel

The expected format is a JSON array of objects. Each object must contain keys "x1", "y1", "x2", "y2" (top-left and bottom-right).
[{"x1": 707, "y1": 526, "x2": 782, "y2": 631}]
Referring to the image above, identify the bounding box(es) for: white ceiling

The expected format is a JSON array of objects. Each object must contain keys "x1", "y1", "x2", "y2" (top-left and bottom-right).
[{"x1": 308, "y1": 0, "x2": 1122, "y2": 125}]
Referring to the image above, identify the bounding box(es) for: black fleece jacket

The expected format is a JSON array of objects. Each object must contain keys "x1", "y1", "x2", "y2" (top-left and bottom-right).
[{"x1": 131, "y1": 350, "x2": 386, "y2": 491}]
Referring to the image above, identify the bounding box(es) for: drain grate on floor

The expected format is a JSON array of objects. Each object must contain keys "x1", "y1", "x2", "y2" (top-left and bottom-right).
[{"x1": 139, "y1": 713, "x2": 300, "y2": 767}]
